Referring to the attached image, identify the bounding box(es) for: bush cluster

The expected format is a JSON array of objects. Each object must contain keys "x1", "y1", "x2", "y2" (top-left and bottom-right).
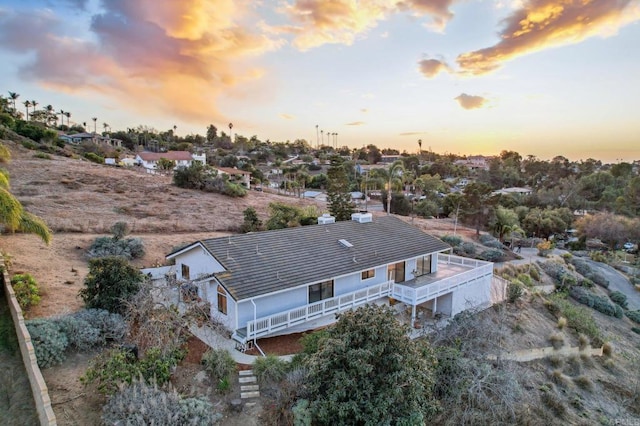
[
  {"x1": 507, "y1": 281, "x2": 524, "y2": 303},
  {"x1": 608, "y1": 291, "x2": 628, "y2": 309},
  {"x1": 253, "y1": 354, "x2": 289, "y2": 385},
  {"x1": 569, "y1": 287, "x2": 623, "y2": 318},
  {"x1": 102, "y1": 379, "x2": 222, "y2": 425},
  {"x1": 10, "y1": 273, "x2": 41, "y2": 311},
  {"x1": 460, "y1": 242, "x2": 476, "y2": 255},
  {"x1": 625, "y1": 310, "x2": 640, "y2": 324},
  {"x1": 546, "y1": 295, "x2": 601, "y2": 343},
  {"x1": 84, "y1": 152, "x2": 104, "y2": 164},
  {"x1": 26, "y1": 309, "x2": 126, "y2": 368},
  {"x1": 568, "y1": 257, "x2": 608, "y2": 288},
  {"x1": 87, "y1": 236, "x2": 145, "y2": 260},
  {"x1": 173, "y1": 163, "x2": 247, "y2": 197},
  {"x1": 479, "y1": 249, "x2": 505, "y2": 262},
  {"x1": 201, "y1": 348, "x2": 236, "y2": 385},
  {"x1": 83, "y1": 346, "x2": 185, "y2": 395},
  {"x1": 441, "y1": 235, "x2": 462, "y2": 247},
  {"x1": 538, "y1": 261, "x2": 578, "y2": 289}
]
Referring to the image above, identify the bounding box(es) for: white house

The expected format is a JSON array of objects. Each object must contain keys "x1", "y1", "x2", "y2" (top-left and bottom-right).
[
  {"x1": 214, "y1": 167, "x2": 251, "y2": 188},
  {"x1": 135, "y1": 151, "x2": 195, "y2": 170},
  {"x1": 166, "y1": 214, "x2": 495, "y2": 350}
]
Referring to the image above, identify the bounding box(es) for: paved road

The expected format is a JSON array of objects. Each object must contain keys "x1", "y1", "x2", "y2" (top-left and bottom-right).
[
  {"x1": 583, "y1": 258, "x2": 640, "y2": 311},
  {"x1": 496, "y1": 248, "x2": 640, "y2": 311}
]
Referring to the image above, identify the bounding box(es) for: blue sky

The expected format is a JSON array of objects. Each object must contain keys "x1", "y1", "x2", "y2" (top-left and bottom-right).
[{"x1": 1, "y1": 0, "x2": 639, "y2": 162}]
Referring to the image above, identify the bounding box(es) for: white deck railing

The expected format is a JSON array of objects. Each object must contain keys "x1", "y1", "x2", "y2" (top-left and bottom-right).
[
  {"x1": 392, "y1": 255, "x2": 493, "y2": 306},
  {"x1": 246, "y1": 280, "x2": 393, "y2": 340}
]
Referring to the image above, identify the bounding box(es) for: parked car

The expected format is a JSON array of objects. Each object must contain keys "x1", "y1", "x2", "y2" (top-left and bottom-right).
[{"x1": 623, "y1": 242, "x2": 635, "y2": 252}]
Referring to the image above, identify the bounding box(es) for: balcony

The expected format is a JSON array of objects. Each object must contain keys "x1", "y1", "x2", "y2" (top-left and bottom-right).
[
  {"x1": 391, "y1": 254, "x2": 493, "y2": 306},
  {"x1": 235, "y1": 281, "x2": 393, "y2": 343}
]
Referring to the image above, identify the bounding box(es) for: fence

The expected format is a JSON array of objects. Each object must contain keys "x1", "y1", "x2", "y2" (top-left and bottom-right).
[{"x1": 1, "y1": 261, "x2": 56, "y2": 425}]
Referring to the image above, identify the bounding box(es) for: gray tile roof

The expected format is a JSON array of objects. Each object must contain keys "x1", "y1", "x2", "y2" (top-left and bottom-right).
[{"x1": 193, "y1": 216, "x2": 451, "y2": 301}]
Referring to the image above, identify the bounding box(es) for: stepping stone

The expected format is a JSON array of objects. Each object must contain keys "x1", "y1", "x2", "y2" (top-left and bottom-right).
[
  {"x1": 238, "y1": 370, "x2": 254, "y2": 376},
  {"x1": 241, "y1": 384, "x2": 259, "y2": 392},
  {"x1": 239, "y1": 376, "x2": 257, "y2": 384},
  {"x1": 241, "y1": 391, "x2": 260, "y2": 399}
]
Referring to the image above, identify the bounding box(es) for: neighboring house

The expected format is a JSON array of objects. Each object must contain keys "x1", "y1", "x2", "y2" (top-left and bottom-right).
[
  {"x1": 454, "y1": 155, "x2": 492, "y2": 171},
  {"x1": 135, "y1": 151, "x2": 194, "y2": 170},
  {"x1": 214, "y1": 167, "x2": 251, "y2": 188},
  {"x1": 492, "y1": 187, "x2": 533, "y2": 196},
  {"x1": 60, "y1": 132, "x2": 122, "y2": 148},
  {"x1": 166, "y1": 214, "x2": 495, "y2": 350}
]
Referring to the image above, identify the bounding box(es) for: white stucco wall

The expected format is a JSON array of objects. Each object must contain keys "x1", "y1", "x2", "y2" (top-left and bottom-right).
[
  {"x1": 202, "y1": 279, "x2": 237, "y2": 331},
  {"x1": 174, "y1": 245, "x2": 225, "y2": 281},
  {"x1": 451, "y1": 274, "x2": 492, "y2": 317}
]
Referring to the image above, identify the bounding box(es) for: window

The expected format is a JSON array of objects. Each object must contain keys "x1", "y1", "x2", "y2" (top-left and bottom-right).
[
  {"x1": 217, "y1": 285, "x2": 227, "y2": 315},
  {"x1": 415, "y1": 255, "x2": 432, "y2": 276},
  {"x1": 309, "y1": 280, "x2": 334, "y2": 304},
  {"x1": 361, "y1": 269, "x2": 375, "y2": 280},
  {"x1": 181, "y1": 264, "x2": 190, "y2": 280},
  {"x1": 388, "y1": 262, "x2": 405, "y2": 283}
]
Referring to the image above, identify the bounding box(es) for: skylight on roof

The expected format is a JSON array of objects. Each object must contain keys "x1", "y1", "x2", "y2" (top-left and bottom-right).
[{"x1": 338, "y1": 239, "x2": 353, "y2": 248}]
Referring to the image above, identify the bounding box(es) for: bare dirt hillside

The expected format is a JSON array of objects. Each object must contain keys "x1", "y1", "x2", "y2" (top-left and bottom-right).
[{"x1": 2, "y1": 140, "x2": 475, "y2": 318}]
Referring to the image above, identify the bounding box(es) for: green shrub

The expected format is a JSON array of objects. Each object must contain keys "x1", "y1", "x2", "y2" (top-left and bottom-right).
[
  {"x1": 631, "y1": 327, "x2": 640, "y2": 335},
  {"x1": 21, "y1": 140, "x2": 37, "y2": 150},
  {"x1": 253, "y1": 354, "x2": 288, "y2": 385},
  {"x1": 609, "y1": 291, "x2": 628, "y2": 309},
  {"x1": 87, "y1": 236, "x2": 145, "y2": 260},
  {"x1": 507, "y1": 281, "x2": 524, "y2": 303},
  {"x1": 101, "y1": 379, "x2": 222, "y2": 425},
  {"x1": 73, "y1": 309, "x2": 127, "y2": 342},
  {"x1": 25, "y1": 318, "x2": 68, "y2": 368},
  {"x1": 201, "y1": 348, "x2": 236, "y2": 383},
  {"x1": 84, "y1": 152, "x2": 104, "y2": 164},
  {"x1": 517, "y1": 273, "x2": 533, "y2": 287},
  {"x1": 138, "y1": 347, "x2": 185, "y2": 385},
  {"x1": 529, "y1": 267, "x2": 540, "y2": 282},
  {"x1": 460, "y1": 242, "x2": 476, "y2": 255},
  {"x1": 547, "y1": 295, "x2": 600, "y2": 343},
  {"x1": 569, "y1": 287, "x2": 620, "y2": 317},
  {"x1": 33, "y1": 152, "x2": 52, "y2": 160},
  {"x1": 55, "y1": 315, "x2": 101, "y2": 351},
  {"x1": 10, "y1": 273, "x2": 41, "y2": 311},
  {"x1": 83, "y1": 346, "x2": 184, "y2": 395},
  {"x1": 441, "y1": 235, "x2": 462, "y2": 247},
  {"x1": 625, "y1": 310, "x2": 640, "y2": 324},
  {"x1": 479, "y1": 249, "x2": 505, "y2": 262}
]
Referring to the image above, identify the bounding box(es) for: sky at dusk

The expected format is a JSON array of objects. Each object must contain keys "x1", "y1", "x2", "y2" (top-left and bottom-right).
[{"x1": 1, "y1": 0, "x2": 639, "y2": 163}]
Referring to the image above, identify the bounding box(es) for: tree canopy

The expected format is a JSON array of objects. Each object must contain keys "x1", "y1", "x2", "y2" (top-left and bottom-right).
[
  {"x1": 304, "y1": 304, "x2": 439, "y2": 425},
  {"x1": 326, "y1": 156, "x2": 355, "y2": 221},
  {"x1": 80, "y1": 256, "x2": 144, "y2": 314}
]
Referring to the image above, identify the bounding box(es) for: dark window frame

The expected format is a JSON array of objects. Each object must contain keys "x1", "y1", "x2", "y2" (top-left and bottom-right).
[
  {"x1": 181, "y1": 264, "x2": 190, "y2": 280},
  {"x1": 217, "y1": 285, "x2": 227, "y2": 315},
  {"x1": 361, "y1": 269, "x2": 375, "y2": 280},
  {"x1": 309, "y1": 280, "x2": 334, "y2": 304}
]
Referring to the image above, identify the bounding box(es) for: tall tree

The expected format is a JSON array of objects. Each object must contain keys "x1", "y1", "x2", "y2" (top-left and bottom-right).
[
  {"x1": 92, "y1": 117, "x2": 97, "y2": 133},
  {"x1": 462, "y1": 182, "x2": 493, "y2": 236},
  {"x1": 23, "y1": 100, "x2": 31, "y2": 120},
  {"x1": 326, "y1": 156, "x2": 355, "y2": 221},
  {"x1": 80, "y1": 256, "x2": 144, "y2": 315},
  {"x1": 304, "y1": 305, "x2": 439, "y2": 425},
  {"x1": 8, "y1": 91, "x2": 19, "y2": 112}
]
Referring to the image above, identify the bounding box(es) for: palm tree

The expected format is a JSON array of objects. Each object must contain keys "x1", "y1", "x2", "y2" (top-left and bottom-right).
[
  {"x1": 103, "y1": 122, "x2": 110, "y2": 134},
  {"x1": 92, "y1": 117, "x2": 97, "y2": 134},
  {"x1": 315, "y1": 124, "x2": 319, "y2": 149},
  {"x1": 45, "y1": 105, "x2": 55, "y2": 126},
  {"x1": 82, "y1": 121, "x2": 87, "y2": 131},
  {"x1": 59, "y1": 109, "x2": 65, "y2": 127},
  {"x1": 8, "y1": 91, "x2": 19, "y2": 113},
  {"x1": 418, "y1": 139, "x2": 422, "y2": 156},
  {"x1": 0, "y1": 144, "x2": 52, "y2": 244},
  {"x1": 385, "y1": 160, "x2": 405, "y2": 216},
  {"x1": 320, "y1": 130, "x2": 324, "y2": 147},
  {"x1": 23, "y1": 100, "x2": 31, "y2": 120},
  {"x1": 65, "y1": 111, "x2": 71, "y2": 126},
  {"x1": 31, "y1": 100, "x2": 38, "y2": 115}
]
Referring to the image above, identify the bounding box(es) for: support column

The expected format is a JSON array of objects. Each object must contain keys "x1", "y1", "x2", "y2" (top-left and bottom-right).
[
  {"x1": 432, "y1": 297, "x2": 438, "y2": 318},
  {"x1": 411, "y1": 304, "x2": 416, "y2": 325}
]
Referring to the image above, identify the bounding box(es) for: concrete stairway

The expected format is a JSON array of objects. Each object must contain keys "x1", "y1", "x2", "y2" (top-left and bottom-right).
[{"x1": 239, "y1": 369, "x2": 260, "y2": 399}]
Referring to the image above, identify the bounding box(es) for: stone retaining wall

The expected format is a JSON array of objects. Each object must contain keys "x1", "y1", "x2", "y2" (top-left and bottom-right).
[{"x1": 1, "y1": 262, "x2": 56, "y2": 425}]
